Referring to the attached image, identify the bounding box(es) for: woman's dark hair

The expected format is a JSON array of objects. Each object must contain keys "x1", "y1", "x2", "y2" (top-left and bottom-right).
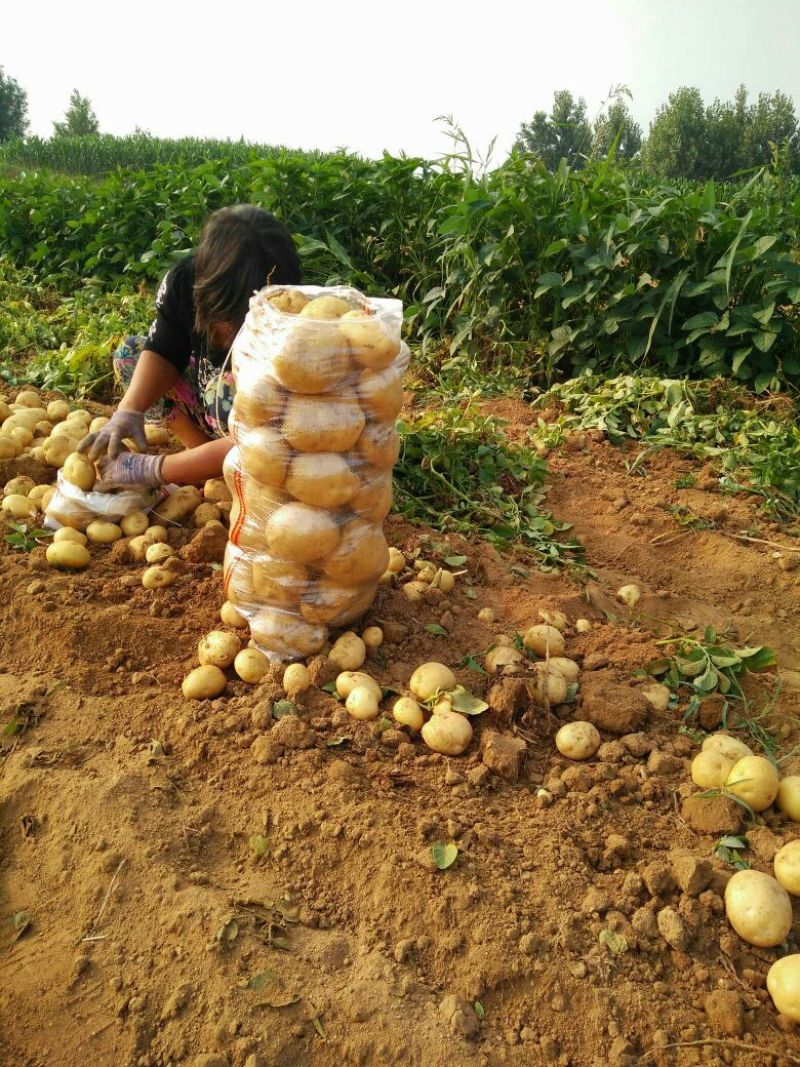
[{"x1": 193, "y1": 204, "x2": 302, "y2": 333}]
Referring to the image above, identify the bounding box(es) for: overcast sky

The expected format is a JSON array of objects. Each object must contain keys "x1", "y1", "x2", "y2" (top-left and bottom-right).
[{"x1": 5, "y1": 0, "x2": 799, "y2": 160}]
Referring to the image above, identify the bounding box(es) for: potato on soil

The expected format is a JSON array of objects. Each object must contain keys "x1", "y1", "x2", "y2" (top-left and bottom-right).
[
  {"x1": 120, "y1": 510, "x2": 150, "y2": 537},
  {"x1": 336, "y1": 671, "x2": 382, "y2": 702},
  {"x1": 128, "y1": 535, "x2": 152, "y2": 563},
  {"x1": 285, "y1": 452, "x2": 359, "y2": 509},
  {"x1": 725, "y1": 755, "x2": 780, "y2": 812},
  {"x1": 322, "y1": 520, "x2": 389, "y2": 586},
  {"x1": 53, "y1": 527, "x2": 87, "y2": 546},
  {"x1": 273, "y1": 320, "x2": 350, "y2": 394},
  {"x1": 555, "y1": 721, "x2": 601, "y2": 760},
  {"x1": 239, "y1": 426, "x2": 290, "y2": 488},
  {"x1": 539, "y1": 608, "x2": 568, "y2": 630},
  {"x1": 523, "y1": 624, "x2": 566, "y2": 657},
  {"x1": 204, "y1": 477, "x2": 232, "y2": 504},
  {"x1": 8, "y1": 426, "x2": 33, "y2": 449},
  {"x1": 4, "y1": 475, "x2": 35, "y2": 497},
  {"x1": 617, "y1": 584, "x2": 641, "y2": 608},
  {"x1": 142, "y1": 566, "x2": 176, "y2": 589},
  {"x1": 145, "y1": 542, "x2": 174, "y2": 564},
  {"x1": 152, "y1": 485, "x2": 203, "y2": 524},
  {"x1": 422, "y1": 709, "x2": 472, "y2": 755},
  {"x1": 193, "y1": 502, "x2": 222, "y2": 527},
  {"x1": 546, "y1": 656, "x2": 580, "y2": 683},
  {"x1": 234, "y1": 648, "x2": 270, "y2": 684},
  {"x1": 182, "y1": 664, "x2": 227, "y2": 700},
  {"x1": 346, "y1": 686, "x2": 380, "y2": 721},
  {"x1": 485, "y1": 646, "x2": 524, "y2": 675},
  {"x1": 14, "y1": 389, "x2": 41, "y2": 408},
  {"x1": 768, "y1": 956, "x2": 800, "y2": 1022},
  {"x1": 0, "y1": 438, "x2": 21, "y2": 460},
  {"x1": 339, "y1": 310, "x2": 400, "y2": 370},
  {"x1": 691, "y1": 749, "x2": 735, "y2": 790},
  {"x1": 362, "y1": 626, "x2": 383, "y2": 649},
  {"x1": 724, "y1": 869, "x2": 792, "y2": 947},
  {"x1": 250, "y1": 608, "x2": 327, "y2": 659},
  {"x1": 283, "y1": 663, "x2": 311, "y2": 697},
  {"x1": 2, "y1": 494, "x2": 37, "y2": 520},
  {"x1": 777, "y1": 776, "x2": 800, "y2": 822},
  {"x1": 328, "y1": 632, "x2": 367, "y2": 672},
  {"x1": 86, "y1": 520, "x2": 122, "y2": 545},
  {"x1": 410, "y1": 662, "x2": 456, "y2": 702},
  {"x1": 401, "y1": 580, "x2": 428, "y2": 602},
  {"x1": 356, "y1": 425, "x2": 401, "y2": 470},
  {"x1": 265, "y1": 503, "x2": 340, "y2": 564},
  {"x1": 387, "y1": 547, "x2": 405, "y2": 573},
  {"x1": 46, "y1": 399, "x2": 71, "y2": 422},
  {"x1": 220, "y1": 600, "x2": 248, "y2": 629},
  {"x1": 702, "y1": 733, "x2": 753, "y2": 763},
  {"x1": 282, "y1": 392, "x2": 365, "y2": 453},
  {"x1": 46, "y1": 542, "x2": 91, "y2": 570},
  {"x1": 393, "y1": 697, "x2": 424, "y2": 732},
  {"x1": 198, "y1": 631, "x2": 242, "y2": 670},
  {"x1": 532, "y1": 662, "x2": 569, "y2": 705},
  {"x1": 774, "y1": 842, "x2": 800, "y2": 895},
  {"x1": 357, "y1": 366, "x2": 404, "y2": 421},
  {"x1": 145, "y1": 524, "x2": 169, "y2": 543}
]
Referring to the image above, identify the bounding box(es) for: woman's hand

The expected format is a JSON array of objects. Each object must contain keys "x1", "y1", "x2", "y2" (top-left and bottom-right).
[
  {"x1": 79, "y1": 409, "x2": 148, "y2": 460},
  {"x1": 96, "y1": 452, "x2": 165, "y2": 489}
]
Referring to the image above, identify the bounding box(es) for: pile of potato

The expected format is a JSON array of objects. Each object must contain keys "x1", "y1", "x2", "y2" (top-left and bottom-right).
[{"x1": 222, "y1": 286, "x2": 407, "y2": 661}]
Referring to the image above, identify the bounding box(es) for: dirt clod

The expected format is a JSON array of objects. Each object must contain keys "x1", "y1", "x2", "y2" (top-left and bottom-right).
[
  {"x1": 480, "y1": 731, "x2": 527, "y2": 781},
  {"x1": 704, "y1": 989, "x2": 745, "y2": 1037},
  {"x1": 579, "y1": 670, "x2": 647, "y2": 734},
  {"x1": 682, "y1": 794, "x2": 744, "y2": 835}
]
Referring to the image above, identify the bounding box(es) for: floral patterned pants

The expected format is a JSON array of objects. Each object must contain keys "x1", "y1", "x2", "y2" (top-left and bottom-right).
[{"x1": 113, "y1": 335, "x2": 235, "y2": 437}]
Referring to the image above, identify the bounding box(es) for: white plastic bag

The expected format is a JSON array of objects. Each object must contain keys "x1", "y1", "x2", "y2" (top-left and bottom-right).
[{"x1": 44, "y1": 469, "x2": 159, "y2": 531}]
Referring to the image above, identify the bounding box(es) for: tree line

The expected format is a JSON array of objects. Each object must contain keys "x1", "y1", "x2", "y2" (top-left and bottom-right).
[{"x1": 0, "y1": 71, "x2": 98, "y2": 141}]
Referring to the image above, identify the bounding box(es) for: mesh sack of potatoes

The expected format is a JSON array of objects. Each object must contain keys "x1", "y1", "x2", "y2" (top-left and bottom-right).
[{"x1": 222, "y1": 284, "x2": 408, "y2": 660}]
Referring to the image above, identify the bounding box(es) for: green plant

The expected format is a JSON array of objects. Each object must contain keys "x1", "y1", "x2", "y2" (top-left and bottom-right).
[
  {"x1": 3, "y1": 521, "x2": 52, "y2": 552},
  {"x1": 648, "y1": 625, "x2": 776, "y2": 698}
]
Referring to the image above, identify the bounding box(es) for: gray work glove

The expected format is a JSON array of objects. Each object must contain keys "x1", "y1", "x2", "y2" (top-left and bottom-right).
[{"x1": 78, "y1": 409, "x2": 147, "y2": 460}]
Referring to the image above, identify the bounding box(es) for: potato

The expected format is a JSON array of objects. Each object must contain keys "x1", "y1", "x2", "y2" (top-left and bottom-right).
[
  {"x1": 0, "y1": 400, "x2": 8, "y2": 421},
  {"x1": 329, "y1": 581, "x2": 378, "y2": 628},
  {"x1": 547, "y1": 657, "x2": 580, "y2": 684},
  {"x1": 283, "y1": 663, "x2": 311, "y2": 697},
  {"x1": 220, "y1": 600, "x2": 248, "y2": 629},
  {"x1": 53, "y1": 527, "x2": 87, "y2": 546},
  {"x1": 40, "y1": 486, "x2": 56, "y2": 511},
  {"x1": 252, "y1": 555, "x2": 309, "y2": 607},
  {"x1": 198, "y1": 630, "x2": 242, "y2": 669},
  {"x1": 0, "y1": 438, "x2": 20, "y2": 460},
  {"x1": 617, "y1": 584, "x2": 641, "y2": 608},
  {"x1": 523, "y1": 624, "x2": 566, "y2": 657},
  {"x1": 282, "y1": 392, "x2": 365, "y2": 453},
  {"x1": 726, "y1": 755, "x2": 780, "y2": 812},
  {"x1": 4, "y1": 410, "x2": 40, "y2": 432},
  {"x1": 204, "y1": 477, "x2": 232, "y2": 504},
  {"x1": 329, "y1": 632, "x2": 367, "y2": 672},
  {"x1": 239, "y1": 426, "x2": 290, "y2": 488},
  {"x1": 145, "y1": 524, "x2": 168, "y2": 543},
  {"x1": 286, "y1": 452, "x2": 359, "y2": 509},
  {"x1": 300, "y1": 577, "x2": 367, "y2": 625},
  {"x1": 768, "y1": 956, "x2": 800, "y2": 1022},
  {"x1": 356, "y1": 425, "x2": 401, "y2": 470},
  {"x1": 434, "y1": 570, "x2": 455, "y2": 594},
  {"x1": 128, "y1": 536, "x2": 151, "y2": 562},
  {"x1": 539, "y1": 608, "x2": 568, "y2": 631},
  {"x1": 144, "y1": 424, "x2": 172, "y2": 447},
  {"x1": 702, "y1": 733, "x2": 753, "y2": 763},
  {"x1": 8, "y1": 426, "x2": 33, "y2": 449},
  {"x1": 182, "y1": 664, "x2": 227, "y2": 700},
  {"x1": 193, "y1": 502, "x2": 222, "y2": 527},
  {"x1": 35, "y1": 420, "x2": 53, "y2": 437},
  {"x1": 266, "y1": 503, "x2": 340, "y2": 564},
  {"x1": 410, "y1": 662, "x2": 456, "y2": 702},
  {"x1": 142, "y1": 566, "x2": 176, "y2": 589},
  {"x1": 47, "y1": 399, "x2": 71, "y2": 422},
  {"x1": 234, "y1": 648, "x2": 270, "y2": 684},
  {"x1": 268, "y1": 289, "x2": 310, "y2": 315},
  {"x1": 774, "y1": 842, "x2": 800, "y2": 895},
  {"x1": 484, "y1": 646, "x2": 525, "y2": 675},
  {"x1": 300, "y1": 295, "x2": 353, "y2": 320},
  {"x1": 401, "y1": 581, "x2": 428, "y2": 602},
  {"x1": 89, "y1": 416, "x2": 109, "y2": 434},
  {"x1": 145, "y1": 542, "x2": 174, "y2": 565},
  {"x1": 691, "y1": 750, "x2": 735, "y2": 790},
  {"x1": 336, "y1": 671, "x2": 382, "y2": 702},
  {"x1": 120, "y1": 511, "x2": 150, "y2": 537},
  {"x1": 15, "y1": 389, "x2": 41, "y2": 408},
  {"x1": 555, "y1": 721, "x2": 601, "y2": 760},
  {"x1": 86, "y1": 520, "x2": 122, "y2": 545},
  {"x1": 46, "y1": 541, "x2": 90, "y2": 570},
  {"x1": 250, "y1": 608, "x2": 327, "y2": 659},
  {"x1": 4, "y1": 475, "x2": 35, "y2": 497},
  {"x1": 393, "y1": 697, "x2": 424, "y2": 732},
  {"x1": 432, "y1": 694, "x2": 453, "y2": 716},
  {"x1": 340, "y1": 309, "x2": 400, "y2": 370},
  {"x1": 43, "y1": 435, "x2": 79, "y2": 468},
  {"x1": 2, "y1": 494, "x2": 37, "y2": 520},
  {"x1": 346, "y1": 686, "x2": 380, "y2": 721},
  {"x1": 477, "y1": 607, "x2": 496, "y2": 624},
  {"x1": 724, "y1": 869, "x2": 792, "y2": 947},
  {"x1": 322, "y1": 520, "x2": 388, "y2": 586},
  {"x1": 152, "y1": 486, "x2": 203, "y2": 524},
  {"x1": 231, "y1": 373, "x2": 285, "y2": 427},
  {"x1": 387, "y1": 547, "x2": 405, "y2": 574},
  {"x1": 351, "y1": 469, "x2": 393, "y2": 524},
  {"x1": 778, "y1": 776, "x2": 800, "y2": 822},
  {"x1": 362, "y1": 626, "x2": 383, "y2": 650},
  {"x1": 49, "y1": 419, "x2": 82, "y2": 439},
  {"x1": 357, "y1": 366, "x2": 404, "y2": 422},
  {"x1": 421, "y1": 709, "x2": 473, "y2": 755},
  {"x1": 274, "y1": 320, "x2": 350, "y2": 393},
  {"x1": 66, "y1": 407, "x2": 91, "y2": 424},
  {"x1": 532, "y1": 662, "x2": 569, "y2": 705}
]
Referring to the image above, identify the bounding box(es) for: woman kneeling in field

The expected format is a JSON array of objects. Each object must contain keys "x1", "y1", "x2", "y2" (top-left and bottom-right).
[{"x1": 78, "y1": 204, "x2": 300, "y2": 483}]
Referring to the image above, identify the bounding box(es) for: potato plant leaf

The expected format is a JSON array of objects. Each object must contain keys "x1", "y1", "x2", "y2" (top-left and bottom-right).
[
  {"x1": 474, "y1": 1000, "x2": 486, "y2": 1020},
  {"x1": 444, "y1": 555, "x2": 468, "y2": 567},
  {"x1": 449, "y1": 686, "x2": 489, "y2": 716},
  {"x1": 250, "y1": 834, "x2": 269, "y2": 857},
  {"x1": 216, "y1": 919, "x2": 239, "y2": 948},
  {"x1": 425, "y1": 624, "x2": 448, "y2": 636},
  {"x1": 598, "y1": 929, "x2": 628, "y2": 954},
  {"x1": 273, "y1": 701, "x2": 297, "y2": 719},
  {"x1": 432, "y1": 841, "x2": 459, "y2": 870}
]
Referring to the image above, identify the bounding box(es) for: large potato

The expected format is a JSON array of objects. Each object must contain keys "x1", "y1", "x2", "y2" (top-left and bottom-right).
[
  {"x1": 268, "y1": 289, "x2": 310, "y2": 315},
  {"x1": 282, "y1": 392, "x2": 365, "y2": 453},
  {"x1": 357, "y1": 366, "x2": 404, "y2": 421},
  {"x1": 142, "y1": 566, "x2": 176, "y2": 589},
  {"x1": 250, "y1": 607, "x2": 327, "y2": 659},
  {"x1": 62, "y1": 452, "x2": 97, "y2": 492},
  {"x1": 321, "y1": 520, "x2": 388, "y2": 585},
  {"x1": 775, "y1": 842, "x2": 800, "y2": 896},
  {"x1": 53, "y1": 527, "x2": 87, "y2": 546},
  {"x1": 2, "y1": 494, "x2": 37, "y2": 520},
  {"x1": 265, "y1": 502, "x2": 340, "y2": 564},
  {"x1": 86, "y1": 520, "x2": 123, "y2": 545},
  {"x1": 192, "y1": 502, "x2": 222, "y2": 527},
  {"x1": 231, "y1": 373, "x2": 285, "y2": 427},
  {"x1": 252, "y1": 555, "x2": 309, "y2": 607},
  {"x1": 300, "y1": 577, "x2": 368, "y2": 625},
  {"x1": 14, "y1": 389, "x2": 41, "y2": 408},
  {"x1": 340, "y1": 310, "x2": 400, "y2": 370},
  {"x1": 555, "y1": 721, "x2": 600, "y2": 760},
  {"x1": 182, "y1": 665, "x2": 227, "y2": 700},
  {"x1": 8, "y1": 426, "x2": 33, "y2": 449},
  {"x1": 273, "y1": 321, "x2": 350, "y2": 394},
  {"x1": 702, "y1": 733, "x2": 753, "y2": 763},
  {"x1": 0, "y1": 438, "x2": 21, "y2": 460},
  {"x1": 46, "y1": 542, "x2": 91, "y2": 570},
  {"x1": 726, "y1": 755, "x2": 780, "y2": 812},
  {"x1": 691, "y1": 749, "x2": 735, "y2": 790},
  {"x1": 328, "y1": 632, "x2": 367, "y2": 671},
  {"x1": 47, "y1": 399, "x2": 71, "y2": 422},
  {"x1": 777, "y1": 776, "x2": 800, "y2": 822},
  {"x1": 355, "y1": 425, "x2": 401, "y2": 470},
  {"x1": 234, "y1": 648, "x2": 270, "y2": 683},
  {"x1": 724, "y1": 869, "x2": 792, "y2": 947},
  {"x1": 198, "y1": 630, "x2": 242, "y2": 669},
  {"x1": 204, "y1": 477, "x2": 232, "y2": 504},
  {"x1": 532, "y1": 662, "x2": 568, "y2": 704},
  {"x1": 4, "y1": 476, "x2": 35, "y2": 498},
  {"x1": 120, "y1": 511, "x2": 150, "y2": 537},
  {"x1": 351, "y1": 469, "x2": 393, "y2": 523},
  {"x1": 43, "y1": 435, "x2": 79, "y2": 468},
  {"x1": 422, "y1": 709, "x2": 472, "y2": 755},
  {"x1": 346, "y1": 686, "x2": 380, "y2": 721},
  {"x1": 285, "y1": 453, "x2": 359, "y2": 509},
  {"x1": 300, "y1": 295, "x2": 353, "y2": 320},
  {"x1": 152, "y1": 485, "x2": 203, "y2": 524},
  {"x1": 239, "y1": 426, "x2": 290, "y2": 488},
  {"x1": 410, "y1": 662, "x2": 456, "y2": 701},
  {"x1": 768, "y1": 956, "x2": 800, "y2": 1022},
  {"x1": 546, "y1": 657, "x2": 580, "y2": 684},
  {"x1": 144, "y1": 423, "x2": 172, "y2": 447},
  {"x1": 523, "y1": 624, "x2": 566, "y2": 657}
]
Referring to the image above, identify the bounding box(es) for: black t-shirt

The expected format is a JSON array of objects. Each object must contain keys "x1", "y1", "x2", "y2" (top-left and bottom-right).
[{"x1": 144, "y1": 254, "x2": 230, "y2": 374}]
